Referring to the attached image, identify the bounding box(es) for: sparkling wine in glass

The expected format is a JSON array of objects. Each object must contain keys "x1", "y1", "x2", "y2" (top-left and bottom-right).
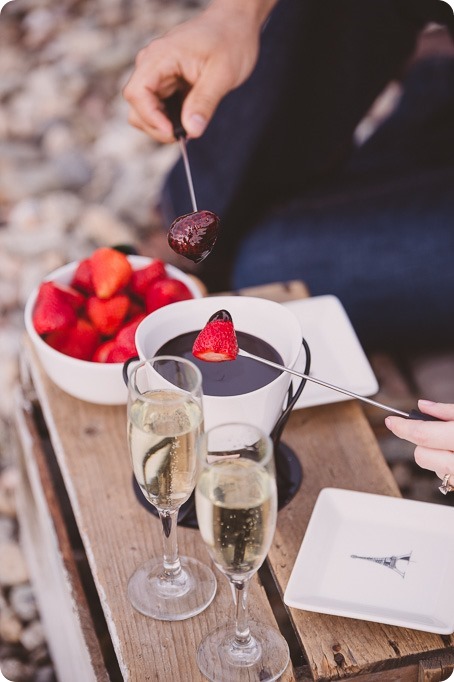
[
  {"x1": 195, "y1": 423, "x2": 289, "y2": 681},
  {"x1": 126, "y1": 356, "x2": 216, "y2": 620}
]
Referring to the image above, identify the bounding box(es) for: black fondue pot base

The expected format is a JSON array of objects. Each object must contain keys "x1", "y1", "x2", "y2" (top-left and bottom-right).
[
  {"x1": 274, "y1": 442, "x2": 303, "y2": 509},
  {"x1": 131, "y1": 442, "x2": 303, "y2": 530}
]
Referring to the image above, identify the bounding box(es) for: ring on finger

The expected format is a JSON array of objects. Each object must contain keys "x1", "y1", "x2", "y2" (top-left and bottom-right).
[{"x1": 439, "y1": 473, "x2": 454, "y2": 495}]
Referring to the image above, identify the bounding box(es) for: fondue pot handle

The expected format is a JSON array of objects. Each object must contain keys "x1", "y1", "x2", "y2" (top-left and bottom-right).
[
  {"x1": 270, "y1": 338, "x2": 311, "y2": 446},
  {"x1": 122, "y1": 355, "x2": 140, "y2": 387}
]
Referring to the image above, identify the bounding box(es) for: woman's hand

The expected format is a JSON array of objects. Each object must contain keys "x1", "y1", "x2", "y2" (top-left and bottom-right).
[
  {"x1": 123, "y1": 1, "x2": 273, "y2": 143},
  {"x1": 385, "y1": 400, "x2": 454, "y2": 481}
]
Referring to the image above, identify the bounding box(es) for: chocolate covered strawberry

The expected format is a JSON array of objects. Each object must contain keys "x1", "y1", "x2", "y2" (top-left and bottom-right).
[
  {"x1": 167, "y1": 210, "x2": 220, "y2": 263},
  {"x1": 192, "y1": 309, "x2": 238, "y2": 362}
]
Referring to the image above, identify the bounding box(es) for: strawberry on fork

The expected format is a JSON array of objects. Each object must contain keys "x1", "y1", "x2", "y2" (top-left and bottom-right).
[{"x1": 192, "y1": 309, "x2": 238, "y2": 362}]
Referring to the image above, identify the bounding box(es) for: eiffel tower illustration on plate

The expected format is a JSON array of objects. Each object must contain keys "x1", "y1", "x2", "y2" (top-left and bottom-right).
[{"x1": 350, "y1": 551, "x2": 413, "y2": 578}]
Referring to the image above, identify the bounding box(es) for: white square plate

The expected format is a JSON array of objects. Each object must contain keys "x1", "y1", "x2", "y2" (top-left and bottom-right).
[
  {"x1": 284, "y1": 488, "x2": 454, "y2": 634},
  {"x1": 282, "y1": 295, "x2": 378, "y2": 409}
]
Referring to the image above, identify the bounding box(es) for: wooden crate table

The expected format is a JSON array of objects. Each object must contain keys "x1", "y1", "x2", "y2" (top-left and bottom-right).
[{"x1": 13, "y1": 281, "x2": 454, "y2": 682}]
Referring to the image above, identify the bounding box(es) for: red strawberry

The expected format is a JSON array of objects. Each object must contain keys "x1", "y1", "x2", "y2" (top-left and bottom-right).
[
  {"x1": 46, "y1": 319, "x2": 100, "y2": 361},
  {"x1": 126, "y1": 299, "x2": 146, "y2": 320},
  {"x1": 145, "y1": 278, "x2": 193, "y2": 313},
  {"x1": 51, "y1": 282, "x2": 86, "y2": 311},
  {"x1": 71, "y1": 258, "x2": 94, "y2": 295},
  {"x1": 115, "y1": 314, "x2": 146, "y2": 356},
  {"x1": 33, "y1": 281, "x2": 77, "y2": 335},
  {"x1": 87, "y1": 295, "x2": 130, "y2": 336},
  {"x1": 92, "y1": 339, "x2": 117, "y2": 363},
  {"x1": 91, "y1": 247, "x2": 132, "y2": 299},
  {"x1": 130, "y1": 260, "x2": 167, "y2": 296},
  {"x1": 106, "y1": 343, "x2": 137, "y2": 363},
  {"x1": 192, "y1": 309, "x2": 238, "y2": 362}
]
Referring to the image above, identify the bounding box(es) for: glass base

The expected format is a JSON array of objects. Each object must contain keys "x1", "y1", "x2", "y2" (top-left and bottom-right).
[
  {"x1": 197, "y1": 621, "x2": 290, "y2": 682},
  {"x1": 128, "y1": 556, "x2": 217, "y2": 621}
]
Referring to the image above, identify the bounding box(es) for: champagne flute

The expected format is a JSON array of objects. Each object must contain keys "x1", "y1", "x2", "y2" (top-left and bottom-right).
[
  {"x1": 195, "y1": 423, "x2": 289, "y2": 681},
  {"x1": 126, "y1": 356, "x2": 216, "y2": 620}
]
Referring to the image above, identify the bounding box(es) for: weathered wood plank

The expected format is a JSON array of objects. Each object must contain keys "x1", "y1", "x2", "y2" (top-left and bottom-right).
[
  {"x1": 331, "y1": 663, "x2": 418, "y2": 682},
  {"x1": 23, "y1": 339, "x2": 296, "y2": 681},
  {"x1": 13, "y1": 387, "x2": 109, "y2": 682},
  {"x1": 418, "y1": 654, "x2": 454, "y2": 682},
  {"x1": 236, "y1": 279, "x2": 310, "y2": 302},
  {"x1": 20, "y1": 280, "x2": 454, "y2": 681},
  {"x1": 296, "y1": 660, "x2": 454, "y2": 682},
  {"x1": 272, "y1": 402, "x2": 454, "y2": 680}
]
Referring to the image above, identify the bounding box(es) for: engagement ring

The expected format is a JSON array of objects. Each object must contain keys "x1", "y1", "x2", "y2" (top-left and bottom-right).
[{"x1": 439, "y1": 473, "x2": 454, "y2": 495}]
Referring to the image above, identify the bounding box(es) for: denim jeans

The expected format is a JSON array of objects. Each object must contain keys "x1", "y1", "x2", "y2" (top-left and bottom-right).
[
  {"x1": 232, "y1": 164, "x2": 454, "y2": 351},
  {"x1": 161, "y1": 0, "x2": 454, "y2": 351}
]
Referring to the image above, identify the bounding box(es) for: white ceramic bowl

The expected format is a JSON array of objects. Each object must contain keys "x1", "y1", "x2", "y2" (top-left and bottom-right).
[
  {"x1": 24, "y1": 256, "x2": 202, "y2": 404},
  {"x1": 135, "y1": 296, "x2": 303, "y2": 432}
]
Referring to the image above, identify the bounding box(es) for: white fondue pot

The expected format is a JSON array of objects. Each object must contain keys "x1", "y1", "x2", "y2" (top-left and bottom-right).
[{"x1": 135, "y1": 296, "x2": 303, "y2": 433}]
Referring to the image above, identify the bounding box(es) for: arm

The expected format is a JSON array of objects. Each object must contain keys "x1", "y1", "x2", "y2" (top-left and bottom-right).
[
  {"x1": 123, "y1": 0, "x2": 278, "y2": 143},
  {"x1": 385, "y1": 401, "x2": 454, "y2": 480}
]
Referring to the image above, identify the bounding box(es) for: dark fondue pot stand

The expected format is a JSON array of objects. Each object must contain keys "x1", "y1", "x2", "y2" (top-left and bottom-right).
[{"x1": 124, "y1": 339, "x2": 310, "y2": 529}]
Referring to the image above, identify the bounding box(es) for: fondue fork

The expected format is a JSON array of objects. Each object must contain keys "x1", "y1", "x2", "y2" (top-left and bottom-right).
[
  {"x1": 165, "y1": 91, "x2": 198, "y2": 212},
  {"x1": 238, "y1": 349, "x2": 440, "y2": 421}
]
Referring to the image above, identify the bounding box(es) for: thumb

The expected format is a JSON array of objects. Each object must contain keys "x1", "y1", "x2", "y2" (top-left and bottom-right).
[
  {"x1": 418, "y1": 399, "x2": 454, "y2": 420},
  {"x1": 181, "y1": 65, "x2": 232, "y2": 138}
]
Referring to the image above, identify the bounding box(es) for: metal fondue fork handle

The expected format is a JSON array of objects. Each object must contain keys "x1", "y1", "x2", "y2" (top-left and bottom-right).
[
  {"x1": 238, "y1": 349, "x2": 441, "y2": 421},
  {"x1": 164, "y1": 91, "x2": 198, "y2": 212}
]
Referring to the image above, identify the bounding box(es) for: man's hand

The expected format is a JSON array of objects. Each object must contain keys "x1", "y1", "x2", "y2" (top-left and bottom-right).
[{"x1": 123, "y1": 1, "x2": 273, "y2": 143}]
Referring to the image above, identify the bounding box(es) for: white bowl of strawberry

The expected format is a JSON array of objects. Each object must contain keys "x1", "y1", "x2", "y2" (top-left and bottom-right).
[{"x1": 24, "y1": 247, "x2": 202, "y2": 404}]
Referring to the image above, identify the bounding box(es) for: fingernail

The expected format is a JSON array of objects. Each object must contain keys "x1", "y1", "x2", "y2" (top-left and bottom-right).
[
  {"x1": 418, "y1": 399, "x2": 435, "y2": 407},
  {"x1": 385, "y1": 417, "x2": 392, "y2": 428},
  {"x1": 187, "y1": 114, "x2": 207, "y2": 137}
]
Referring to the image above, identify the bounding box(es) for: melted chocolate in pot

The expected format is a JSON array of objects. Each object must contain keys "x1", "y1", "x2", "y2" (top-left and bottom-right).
[{"x1": 156, "y1": 331, "x2": 283, "y2": 396}]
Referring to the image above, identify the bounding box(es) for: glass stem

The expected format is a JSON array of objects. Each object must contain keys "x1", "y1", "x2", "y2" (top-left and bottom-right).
[
  {"x1": 159, "y1": 509, "x2": 181, "y2": 579},
  {"x1": 230, "y1": 578, "x2": 252, "y2": 647}
]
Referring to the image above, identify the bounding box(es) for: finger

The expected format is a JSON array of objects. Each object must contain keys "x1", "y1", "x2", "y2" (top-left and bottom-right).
[
  {"x1": 127, "y1": 107, "x2": 175, "y2": 144},
  {"x1": 130, "y1": 95, "x2": 174, "y2": 140},
  {"x1": 418, "y1": 399, "x2": 454, "y2": 421},
  {"x1": 124, "y1": 74, "x2": 175, "y2": 140},
  {"x1": 181, "y1": 62, "x2": 233, "y2": 137},
  {"x1": 413, "y1": 445, "x2": 454, "y2": 476},
  {"x1": 385, "y1": 415, "x2": 454, "y2": 451}
]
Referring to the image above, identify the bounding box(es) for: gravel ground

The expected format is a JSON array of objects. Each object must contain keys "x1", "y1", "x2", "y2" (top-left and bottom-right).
[{"x1": 0, "y1": 1, "x2": 202, "y2": 679}]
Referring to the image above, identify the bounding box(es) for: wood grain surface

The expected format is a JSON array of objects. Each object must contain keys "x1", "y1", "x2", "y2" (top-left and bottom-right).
[
  {"x1": 272, "y1": 403, "x2": 454, "y2": 680},
  {"x1": 19, "y1": 280, "x2": 454, "y2": 681},
  {"x1": 25, "y1": 340, "x2": 295, "y2": 681},
  {"x1": 14, "y1": 387, "x2": 109, "y2": 681}
]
